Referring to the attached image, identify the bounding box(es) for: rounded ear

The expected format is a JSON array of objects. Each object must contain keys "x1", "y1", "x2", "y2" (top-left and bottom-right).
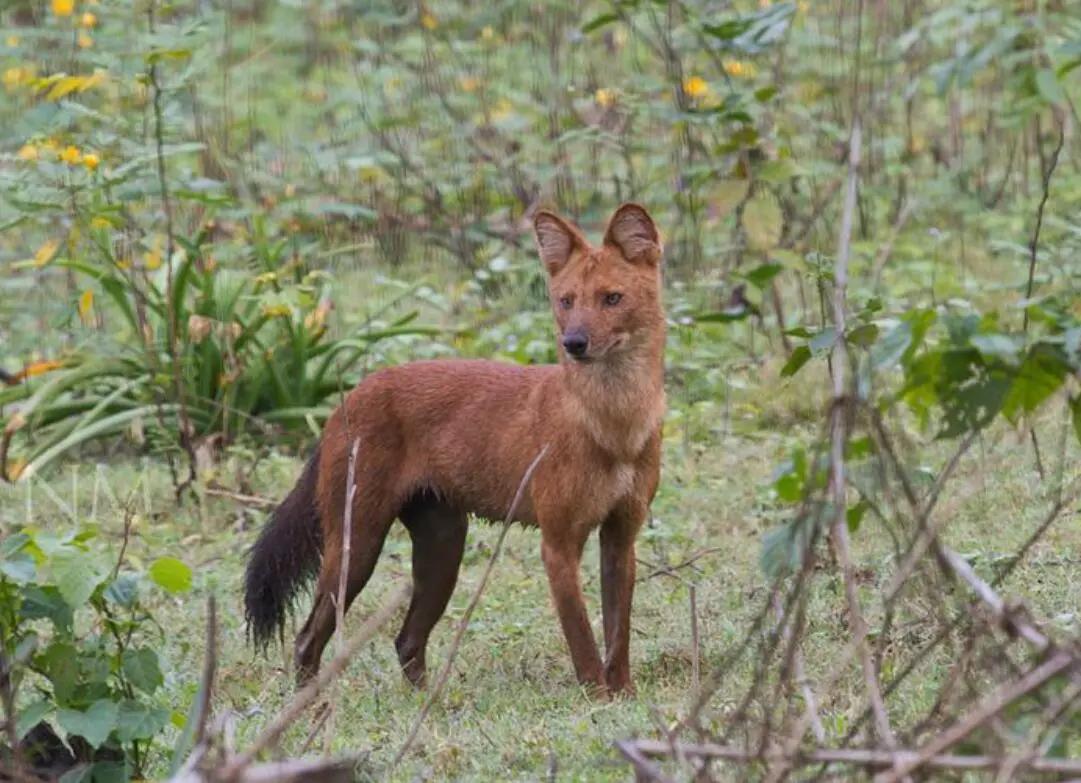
[
  {"x1": 603, "y1": 203, "x2": 661, "y2": 265},
  {"x1": 533, "y1": 210, "x2": 585, "y2": 276}
]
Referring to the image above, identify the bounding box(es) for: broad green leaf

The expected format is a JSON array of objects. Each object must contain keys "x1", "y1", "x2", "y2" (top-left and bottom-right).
[
  {"x1": 744, "y1": 262, "x2": 783, "y2": 289},
  {"x1": 20, "y1": 585, "x2": 74, "y2": 632},
  {"x1": 122, "y1": 648, "x2": 164, "y2": 694},
  {"x1": 149, "y1": 557, "x2": 192, "y2": 594},
  {"x1": 58, "y1": 699, "x2": 119, "y2": 749},
  {"x1": 115, "y1": 701, "x2": 169, "y2": 742},
  {"x1": 104, "y1": 575, "x2": 139, "y2": 607},
  {"x1": 781, "y1": 346, "x2": 811, "y2": 377},
  {"x1": 52, "y1": 548, "x2": 110, "y2": 609},
  {"x1": 37, "y1": 642, "x2": 79, "y2": 704},
  {"x1": 16, "y1": 700, "x2": 51, "y2": 740},
  {"x1": 581, "y1": 12, "x2": 618, "y2": 33},
  {"x1": 1035, "y1": 68, "x2": 1066, "y2": 105}
]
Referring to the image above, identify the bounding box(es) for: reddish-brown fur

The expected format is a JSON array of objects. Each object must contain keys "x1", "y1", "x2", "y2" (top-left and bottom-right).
[{"x1": 248, "y1": 203, "x2": 665, "y2": 696}]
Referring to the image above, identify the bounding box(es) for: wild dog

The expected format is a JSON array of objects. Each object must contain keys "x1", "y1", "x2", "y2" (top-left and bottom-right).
[{"x1": 244, "y1": 203, "x2": 665, "y2": 696}]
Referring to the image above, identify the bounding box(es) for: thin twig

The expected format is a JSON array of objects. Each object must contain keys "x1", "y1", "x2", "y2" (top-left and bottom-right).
[
  {"x1": 325, "y1": 437, "x2": 360, "y2": 753},
  {"x1": 389, "y1": 445, "x2": 549, "y2": 770},
  {"x1": 624, "y1": 738, "x2": 1081, "y2": 775}
]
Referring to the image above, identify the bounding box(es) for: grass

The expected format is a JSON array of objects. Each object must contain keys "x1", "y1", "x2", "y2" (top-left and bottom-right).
[{"x1": 3, "y1": 372, "x2": 1078, "y2": 781}]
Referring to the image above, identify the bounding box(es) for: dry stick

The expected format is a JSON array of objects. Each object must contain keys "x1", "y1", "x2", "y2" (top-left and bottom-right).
[
  {"x1": 828, "y1": 118, "x2": 894, "y2": 750},
  {"x1": 324, "y1": 437, "x2": 360, "y2": 754},
  {"x1": 625, "y1": 739, "x2": 1081, "y2": 775},
  {"x1": 874, "y1": 651, "x2": 1079, "y2": 783},
  {"x1": 193, "y1": 596, "x2": 219, "y2": 748},
  {"x1": 614, "y1": 739, "x2": 677, "y2": 783},
  {"x1": 389, "y1": 445, "x2": 550, "y2": 770},
  {"x1": 202, "y1": 487, "x2": 277, "y2": 509},
  {"x1": 219, "y1": 583, "x2": 412, "y2": 781},
  {"x1": 936, "y1": 546, "x2": 1050, "y2": 653},
  {"x1": 688, "y1": 584, "x2": 700, "y2": 695},
  {"x1": 1021, "y1": 121, "x2": 1064, "y2": 333}
]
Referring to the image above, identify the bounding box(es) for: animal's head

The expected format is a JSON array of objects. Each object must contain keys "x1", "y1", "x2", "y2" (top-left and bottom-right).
[{"x1": 532, "y1": 203, "x2": 664, "y2": 366}]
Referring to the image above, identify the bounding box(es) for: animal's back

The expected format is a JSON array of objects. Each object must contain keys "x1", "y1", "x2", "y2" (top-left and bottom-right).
[{"x1": 325, "y1": 358, "x2": 560, "y2": 522}]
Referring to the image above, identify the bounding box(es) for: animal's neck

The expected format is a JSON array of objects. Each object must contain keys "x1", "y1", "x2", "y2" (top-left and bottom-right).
[{"x1": 559, "y1": 336, "x2": 666, "y2": 460}]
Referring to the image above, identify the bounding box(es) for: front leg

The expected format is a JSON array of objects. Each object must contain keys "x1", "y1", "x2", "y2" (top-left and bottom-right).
[
  {"x1": 600, "y1": 504, "x2": 644, "y2": 695},
  {"x1": 540, "y1": 528, "x2": 605, "y2": 693}
]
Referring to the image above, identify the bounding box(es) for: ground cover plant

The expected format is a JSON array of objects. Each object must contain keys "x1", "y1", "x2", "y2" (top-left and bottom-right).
[{"x1": 2, "y1": 0, "x2": 1081, "y2": 780}]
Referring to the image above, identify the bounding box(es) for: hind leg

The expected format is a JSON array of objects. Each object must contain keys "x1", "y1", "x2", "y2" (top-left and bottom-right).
[
  {"x1": 294, "y1": 497, "x2": 396, "y2": 685},
  {"x1": 395, "y1": 497, "x2": 468, "y2": 686}
]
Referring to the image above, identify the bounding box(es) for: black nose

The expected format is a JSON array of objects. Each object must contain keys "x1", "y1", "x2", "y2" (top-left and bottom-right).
[{"x1": 562, "y1": 333, "x2": 588, "y2": 357}]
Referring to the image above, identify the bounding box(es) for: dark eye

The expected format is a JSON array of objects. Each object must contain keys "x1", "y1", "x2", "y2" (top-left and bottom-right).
[
  {"x1": 559, "y1": 295, "x2": 574, "y2": 310},
  {"x1": 603, "y1": 292, "x2": 623, "y2": 307}
]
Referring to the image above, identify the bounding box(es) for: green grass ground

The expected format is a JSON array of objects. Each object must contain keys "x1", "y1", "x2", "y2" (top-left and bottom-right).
[{"x1": 3, "y1": 376, "x2": 1078, "y2": 781}]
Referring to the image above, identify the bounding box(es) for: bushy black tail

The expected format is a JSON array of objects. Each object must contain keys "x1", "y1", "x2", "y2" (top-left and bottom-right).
[{"x1": 244, "y1": 444, "x2": 323, "y2": 649}]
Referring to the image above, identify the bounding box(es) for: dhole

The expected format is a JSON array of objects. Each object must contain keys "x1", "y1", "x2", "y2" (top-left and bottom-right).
[{"x1": 244, "y1": 203, "x2": 665, "y2": 695}]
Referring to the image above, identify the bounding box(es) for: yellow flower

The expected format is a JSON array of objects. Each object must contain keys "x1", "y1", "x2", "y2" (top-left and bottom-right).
[
  {"x1": 77, "y1": 31, "x2": 93, "y2": 49},
  {"x1": 481, "y1": 26, "x2": 494, "y2": 41},
  {"x1": 17, "y1": 144, "x2": 38, "y2": 161},
  {"x1": 82, "y1": 152, "x2": 99, "y2": 170},
  {"x1": 78, "y1": 289, "x2": 94, "y2": 321},
  {"x1": 420, "y1": 10, "x2": 437, "y2": 30},
  {"x1": 723, "y1": 60, "x2": 755, "y2": 78},
  {"x1": 3, "y1": 67, "x2": 25, "y2": 89},
  {"x1": 6, "y1": 35, "x2": 19, "y2": 47},
  {"x1": 89, "y1": 216, "x2": 111, "y2": 229},
  {"x1": 491, "y1": 98, "x2": 513, "y2": 122},
  {"x1": 459, "y1": 75, "x2": 481, "y2": 93},
  {"x1": 52, "y1": 0, "x2": 75, "y2": 16},
  {"x1": 595, "y1": 87, "x2": 616, "y2": 108},
  {"x1": 144, "y1": 247, "x2": 162, "y2": 270},
  {"x1": 34, "y1": 239, "x2": 60, "y2": 267},
  {"x1": 60, "y1": 145, "x2": 81, "y2": 165},
  {"x1": 683, "y1": 75, "x2": 709, "y2": 99},
  {"x1": 81, "y1": 11, "x2": 96, "y2": 27}
]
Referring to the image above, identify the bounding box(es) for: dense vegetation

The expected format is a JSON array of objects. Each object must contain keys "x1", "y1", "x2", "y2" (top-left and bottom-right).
[{"x1": 1, "y1": 0, "x2": 1080, "y2": 780}]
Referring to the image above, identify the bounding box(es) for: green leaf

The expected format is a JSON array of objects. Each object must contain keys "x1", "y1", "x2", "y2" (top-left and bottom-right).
[
  {"x1": 1, "y1": 553, "x2": 36, "y2": 584},
  {"x1": 122, "y1": 648, "x2": 164, "y2": 694},
  {"x1": 781, "y1": 346, "x2": 811, "y2": 377},
  {"x1": 581, "y1": 12, "x2": 618, "y2": 33},
  {"x1": 115, "y1": 700, "x2": 169, "y2": 742},
  {"x1": 1072, "y1": 395, "x2": 1081, "y2": 446},
  {"x1": 57, "y1": 699, "x2": 119, "y2": 749},
  {"x1": 21, "y1": 585, "x2": 74, "y2": 632},
  {"x1": 970, "y1": 333, "x2": 1021, "y2": 366},
  {"x1": 847, "y1": 323, "x2": 879, "y2": 348},
  {"x1": 1035, "y1": 68, "x2": 1066, "y2": 105},
  {"x1": 809, "y1": 327, "x2": 837, "y2": 354},
  {"x1": 744, "y1": 262, "x2": 783, "y2": 289},
  {"x1": 37, "y1": 642, "x2": 79, "y2": 704},
  {"x1": 104, "y1": 575, "x2": 139, "y2": 607},
  {"x1": 52, "y1": 548, "x2": 110, "y2": 609},
  {"x1": 149, "y1": 557, "x2": 192, "y2": 594},
  {"x1": 16, "y1": 700, "x2": 51, "y2": 740},
  {"x1": 846, "y1": 501, "x2": 868, "y2": 534}
]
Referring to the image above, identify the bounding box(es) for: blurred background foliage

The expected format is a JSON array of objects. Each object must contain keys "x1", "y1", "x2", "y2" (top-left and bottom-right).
[{"x1": 2, "y1": 0, "x2": 1079, "y2": 479}]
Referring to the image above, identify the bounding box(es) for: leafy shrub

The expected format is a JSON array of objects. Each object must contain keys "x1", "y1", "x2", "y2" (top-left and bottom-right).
[{"x1": 0, "y1": 525, "x2": 192, "y2": 780}]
